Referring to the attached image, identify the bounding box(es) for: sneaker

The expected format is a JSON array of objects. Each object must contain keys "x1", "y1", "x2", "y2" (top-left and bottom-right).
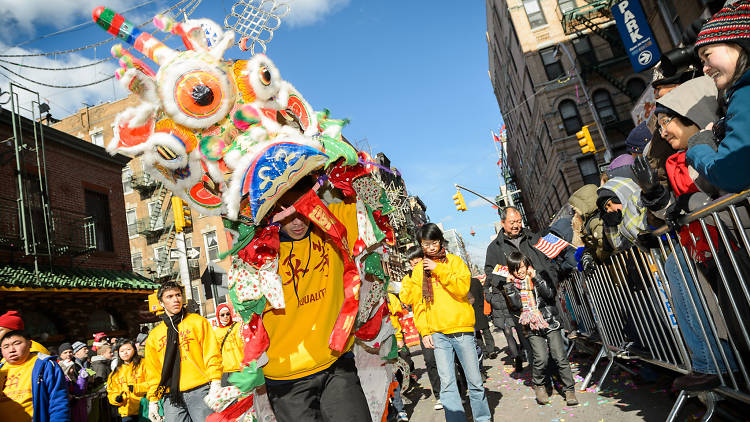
[
  {"x1": 533, "y1": 385, "x2": 549, "y2": 405},
  {"x1": 434, "y1": 400, "x2": 443, "y2": 410},
  {"x1": 397, "y1": 411, "x2": 409, "y2": 421},
  {"x1": 564, "y1": 390, "x2": 579, "y2": 406},
  {"x1": 672, "y1": 372, "x2": 721, "y2": 392}
]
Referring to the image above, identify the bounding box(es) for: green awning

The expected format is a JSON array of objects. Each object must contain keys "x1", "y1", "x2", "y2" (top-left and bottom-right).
[{"x1": 0, "y1": 265, "x2": 159, "y2": 291}]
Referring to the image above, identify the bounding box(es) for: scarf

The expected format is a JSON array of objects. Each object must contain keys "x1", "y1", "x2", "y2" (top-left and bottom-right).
[
  {"x1": 422, "y1": 248, "x2": 447, "y2": 304},
  {"x1": 156, "y1": 309, "x2": 186, "y2": 407},
  {"x1": 513, "y1": 275, "x2": 549, "y2": 331}
]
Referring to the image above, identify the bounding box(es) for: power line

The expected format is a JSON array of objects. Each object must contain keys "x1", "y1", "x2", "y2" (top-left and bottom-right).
[
  {"x1": 0, "y1": 63, "x2": 115, "y2": 89},
  {"x1": 0, "y1": 57, "x2": 113, "y2": 71},
  {"x1": 0, "y1": 0, "x2": 193, "y2": 58}
]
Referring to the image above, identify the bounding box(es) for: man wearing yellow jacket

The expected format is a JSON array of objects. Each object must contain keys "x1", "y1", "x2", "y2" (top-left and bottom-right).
[
  {"x1": 261, "y1": 177, "x2": 371, "y2": 422},
  {"x1": 144, "y1": 282, "x2": 223, "y2": 422},
  {"x1": 213, "y1": 303, "x2": 243, "y2": 385},
  {"x1": 400, "y1": 223, "x2": 490, "y2": 422}
]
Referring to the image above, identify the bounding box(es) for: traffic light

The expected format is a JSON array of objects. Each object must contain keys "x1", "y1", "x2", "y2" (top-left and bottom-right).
[
  {"x1": 452, "y1": 190, "x2": 467, "y2": 212},
  {"x1": 495, "y1": 195, "x2": 507, "y2": 208},
  {"x1": 576, "y1": 124, "x2": 596, "y2": 154},
  {"x1": 182, "y1": 203, "x2": 192, "y2": 230},
  {"x1": 172, "y1": 197, "x2": 185, "y2": 232}
]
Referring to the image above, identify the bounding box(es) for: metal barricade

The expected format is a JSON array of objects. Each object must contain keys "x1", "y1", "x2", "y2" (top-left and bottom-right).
[{"x1": 557, "y1": 189, "x2": 750, "y2": 421}]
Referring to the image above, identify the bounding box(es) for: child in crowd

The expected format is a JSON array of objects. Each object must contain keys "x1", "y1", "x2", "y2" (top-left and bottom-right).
[
  {"x1": 686, "y1": 0, "x2": 750, "y2": 192},
  {"x1": 505, "y1": 251, "x2": 578, "y2": 406},
  {"x1": 107, "y1": 339, "x2": 147, "y2": 422},
  {"x1": 387, "y1": 282, "x2": 410, "y2": 422}
]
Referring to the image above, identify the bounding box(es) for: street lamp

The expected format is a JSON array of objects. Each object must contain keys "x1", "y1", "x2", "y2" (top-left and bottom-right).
[{"x1": 553, "y1": 42, "x2": 614, "y2": 163}]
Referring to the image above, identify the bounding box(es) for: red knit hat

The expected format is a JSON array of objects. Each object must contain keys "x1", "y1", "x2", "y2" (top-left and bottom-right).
[
  {"x1": 695, "y1": 1, "x2": 750, "y2": 53},
  {"x1": 0, "y1": 311, "x2": 24, "y2": 330}
]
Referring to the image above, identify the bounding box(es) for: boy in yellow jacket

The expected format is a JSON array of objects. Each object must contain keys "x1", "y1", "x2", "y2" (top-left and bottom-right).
[
  {"x1": 261, "y1": 177, "x2": 371, "y2": 422},
  {"x1": 144, "y1": 282, "x2": 223, "y2": 422},
  {"x1": 399, "y1": 223, "x2": 490, "y2": 422},
  {"x1": 213, "y1": 303, "x2": 243, "y2": 385}
]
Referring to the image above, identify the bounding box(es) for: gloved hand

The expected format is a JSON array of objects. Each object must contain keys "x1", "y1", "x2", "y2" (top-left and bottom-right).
[
  {"x1": 128, "y1": 384, "x2": 134, "y2": 393},
  {"x1": 665, "y1": 195, "x2": 690, "y2": 230},
  {"x1": 209, "y1": 380, "x2": 222, "y2": 397},
  {"x1": 637, "y1": 232, "x2": 661, "y2": 249},
  {"x1": 580, "y1": 252, "x2": 597, "y2": 275},
  {"x1": 149, "y1": 400, "x2": 163, "y2": 422},
  {"x1": 115, "y1": 393, "x2": 124, "y2": 404},
  {"x1": 78, "y1": 368, "x2": 89, "y2": 379},
  {"x1": 631, "y1": 155, "x2": 660, "y2": 193}
]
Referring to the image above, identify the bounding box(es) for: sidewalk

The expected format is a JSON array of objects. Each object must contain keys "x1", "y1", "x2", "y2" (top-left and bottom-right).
[{"x1": 399, "y1": 328, "x2": 707, "y2": 421}]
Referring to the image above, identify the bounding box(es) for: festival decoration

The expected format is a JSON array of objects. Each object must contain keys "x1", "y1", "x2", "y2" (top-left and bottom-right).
[{"x1": 93, "y1": 6, "x2": 403, "y2": 421}]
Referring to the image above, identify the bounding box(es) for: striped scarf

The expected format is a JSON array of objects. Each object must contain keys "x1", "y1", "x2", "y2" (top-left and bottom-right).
[
  {"x1": 422, "y1": 248, "x2": 447, "y2": 304},
  {"x1": 513, "y1": 275, "x2": 549, "y2": 330}
]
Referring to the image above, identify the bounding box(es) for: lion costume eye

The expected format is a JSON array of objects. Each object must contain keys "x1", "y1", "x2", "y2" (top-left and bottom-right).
[
  {"x1": 243, "y1": 54, "x2": 281, "y2": 102},
  {"x1": 259, "y1": 65, "x2": 272, "y2": 86},
  {"x1": 158, "y1": 55, "x2": 235, "y2": 129}
]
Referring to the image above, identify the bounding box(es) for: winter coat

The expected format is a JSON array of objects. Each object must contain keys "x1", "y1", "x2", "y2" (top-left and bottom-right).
[
  {"x1": 214, "y1": 303, "x2": 243, "y2": 374},
  {"x1": 469, "y1": 277, "x2": 489, "y2": 330},
  {"x1": 483, "y1": 228, "x2": 558, "y2": 319},
  {"x1": 89, "y1": 356, "x2": 111, "y2": 389},
  {"x1": 0, "y1": 353, "x2": 71, "y2": 422},
  {"x1": 686, "y1": 69, "x2": 750, "y2": 192},
  {"x1": 568, "y1": 184, "x2": 610, "y2": 261},
  {"x1": 598, "y1": 177, "x2": 647, "y2": 252},
  {"x1": 504, "y1": 274, "x2": 559, "y2": 336}
]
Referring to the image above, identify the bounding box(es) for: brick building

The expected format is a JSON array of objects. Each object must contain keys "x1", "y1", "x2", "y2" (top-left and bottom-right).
[{"x1": 0, "y1": 107, "x2": 157, "y2": 346}]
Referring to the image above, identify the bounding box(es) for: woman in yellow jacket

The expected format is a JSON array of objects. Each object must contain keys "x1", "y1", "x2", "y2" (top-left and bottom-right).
[
  {"x1": 107, "y1": 339, "x2": 147, "y2": 422},
  {"x1": 214, "y1": 303, "x2": 244, "y2": 385},
  {"x1": 399, "y1": 223, "x2": 490, "y2": 422}
]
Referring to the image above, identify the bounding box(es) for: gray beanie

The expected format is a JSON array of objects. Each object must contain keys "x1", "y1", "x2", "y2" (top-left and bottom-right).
[
  {"x1": 72, "y1": 341, "x2": 86, "y2": 354},
  {"x1": 58, "y1": 342, "x2": 73, "y2": 353}
]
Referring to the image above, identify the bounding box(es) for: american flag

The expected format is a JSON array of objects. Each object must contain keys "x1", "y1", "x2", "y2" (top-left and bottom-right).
[{"x1": 533, "y1": 233, "x2": 570, "y2": 259}]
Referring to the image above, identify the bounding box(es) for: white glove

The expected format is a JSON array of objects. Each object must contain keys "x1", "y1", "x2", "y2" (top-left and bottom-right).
[
  {"x1": 209, "y1": 380, "x2": 222, "y2": 397},
  {"x1": 149, "y1": 400, "x2": 163, "y2": 422}
]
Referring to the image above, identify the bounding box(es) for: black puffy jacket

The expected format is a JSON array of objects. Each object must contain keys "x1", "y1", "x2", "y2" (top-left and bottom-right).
[{"x1": 504, "y1": 274, "x2": 559, "y2": 335}]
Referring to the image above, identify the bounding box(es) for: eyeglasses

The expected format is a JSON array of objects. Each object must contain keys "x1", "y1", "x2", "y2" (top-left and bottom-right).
[
  {"x1": 420, "y1": 240, "x2": 440, "y2": 248},
  {"x1": 219, "y1": 313, "x2": 231, "y2": 317},
  {"x1": 658, "y1": 116, "x2": 675, "y2": 134}
]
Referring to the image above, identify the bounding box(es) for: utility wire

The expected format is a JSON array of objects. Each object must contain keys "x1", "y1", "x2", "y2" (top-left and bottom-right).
[
  {"x1": 0, "y1": 0, "x2": 192, "y2": 58},
  {"x1": 0, "y1": 63, "x2": 115, "y2": 88},
  {"x1": 0, "y1": 57, "x2": 113, "y2": 71}
]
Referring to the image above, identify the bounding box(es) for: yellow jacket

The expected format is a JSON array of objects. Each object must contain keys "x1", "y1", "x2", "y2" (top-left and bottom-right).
[
  {"x1": 144, "y1": 313, "x2": 223, "y2": 400},
  {"x1": 107, "y1": 361, "x2": 147, "y2": 417},
  {"x1": 399, "y1": 253, "x2": 474, "y2": 335},
  {"x1": 263, "y1": 201, "x2": 358, "y2": 380},
  {"x1": 214, "y1": 322, "x2": 243, "y2": 373},
  {"x1": 387, "y1": 293, "x2": 404, "y2": 342}
]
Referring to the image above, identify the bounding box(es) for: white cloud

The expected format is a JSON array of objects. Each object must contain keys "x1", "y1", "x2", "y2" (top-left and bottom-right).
[
  {"x1": 467, "y1": 197, "x2": 492, "y2": 208},
  {"x1": 284, "y1": 0, "x2": 350, "y2": 27},
  {"x1": 0, "y1": 42, "x2": 126, "y2": 120},
  {"x1": 0, "y1": 0, "x2": 132, "y2": 40}
]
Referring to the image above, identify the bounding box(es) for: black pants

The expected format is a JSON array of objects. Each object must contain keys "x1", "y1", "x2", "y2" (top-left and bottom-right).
[
  {"x1": 266, "y1": 357, "x2": 372, "y2": 422},
  {"x1": 527, "y1": 329, "x2": 575, "y2": 391},
  {"x1": 475, "y1": 329, "x2": 496, "y2": 356},
  {"x1": 420, "y1": 335, "x2": 441, "y2": 399}
]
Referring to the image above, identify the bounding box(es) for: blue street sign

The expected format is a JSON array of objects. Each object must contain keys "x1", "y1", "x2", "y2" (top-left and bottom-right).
[{"x1": 611, "y1": 0, "x2": 661, "y2": 72}]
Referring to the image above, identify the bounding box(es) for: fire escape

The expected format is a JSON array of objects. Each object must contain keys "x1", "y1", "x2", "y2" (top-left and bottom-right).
[
  {"x1": 0, "y1": 84, "x2": 97, "y2": 273},
  {"x1": 558, "y1": 0, "x2": 639, "y2": 135}
]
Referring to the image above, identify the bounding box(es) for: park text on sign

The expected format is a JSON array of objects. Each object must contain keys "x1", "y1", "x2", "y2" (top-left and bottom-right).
[{"x1": 611, "y1": 0, "x2": 661, "y2": 73}]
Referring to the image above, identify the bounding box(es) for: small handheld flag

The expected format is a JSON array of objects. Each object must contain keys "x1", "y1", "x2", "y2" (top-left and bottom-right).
[{"x1": 533, "y1": 233, "x2": 570, "y2": 259}]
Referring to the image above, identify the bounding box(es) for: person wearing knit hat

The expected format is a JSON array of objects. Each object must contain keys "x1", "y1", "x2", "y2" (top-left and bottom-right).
[
  {"x1": 72, "y1": 341, "x2": 90, "y2": 369},
  {"x1": 626, "y1": 122, "x2": 652, "y2": 155},
  {"x1": 685, "y1": 0, "x2": 750, "y2": 192},
  {"x1": 0, "y1": 311, "x2": 49, "y2": 356},
  {"x1": 58, "y1": 342, "x2": 74, "y2": 362}
]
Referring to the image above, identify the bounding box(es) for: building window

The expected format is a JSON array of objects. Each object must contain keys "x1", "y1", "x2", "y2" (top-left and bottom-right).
[
  {"x1": 204, "y1": 231, "x2": 219, "y2": 262},
  {"x1": 558, "y1": 100, "x2": 582, "y2": 135},
  {"x1": 523, "y1": 0, "x2": 547, "y2": 28},
  {"x1": 559, "y1": 0, "x2": 577, "y2": 13},
  {"x1": 87, "y1": 309, "x2": 119, "y2": 331},
  {"x1": 578, "y1": 156, "x2": 600, "y2": 185},
  {"x1": 126, "y1": 208, "x2": 137, "y2": 236},
  {"x1": 154, "y1": 245, "x2": 169, "y2": 276},
  {"x1": 626, "y1": 78, "x2": 647, "y2": 98},
  {"x1": 572, "y1": 37, "x2": 596, "y2": 67},
  {"x1": 90, "y1": 131, "x2": 104, "y2": 147},
  {"x1": 132, "y1": 252, "x2": 142, "y2": 272},
  {"x1": 85, "y1": 190, "x2": 113, "y2": 251},
  {"x1": 593, "y1": 89, "x2": 617, "y2": 123},
  {"x1": 540, "y1": 47, "x2": 564, "y2": 81},
  {"x1": 122, "y1": 167, "x2": 133, "y2": 194}
]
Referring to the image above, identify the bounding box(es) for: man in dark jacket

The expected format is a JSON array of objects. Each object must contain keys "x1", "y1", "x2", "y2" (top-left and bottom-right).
[{"x1": 484, "y1": 207, "x2": 559, "y2": 371}]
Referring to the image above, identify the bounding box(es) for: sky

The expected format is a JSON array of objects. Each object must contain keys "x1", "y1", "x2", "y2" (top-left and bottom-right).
[{"x1": 0, "y1": 0, "x2": 507, "y2": 266}]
